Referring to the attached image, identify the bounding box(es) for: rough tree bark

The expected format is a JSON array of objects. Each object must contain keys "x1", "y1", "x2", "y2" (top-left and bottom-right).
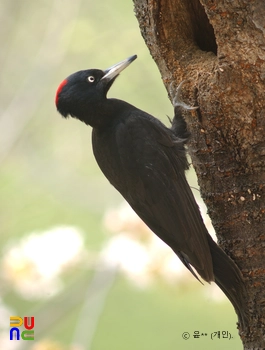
[{"x1": 133, "y1": 0, "x2": 265, "y2": 348}]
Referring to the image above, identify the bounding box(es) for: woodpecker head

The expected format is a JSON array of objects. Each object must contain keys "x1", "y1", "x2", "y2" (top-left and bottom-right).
[{"x1": 55, "y1": 55, "x2": 137, "y2": 123}]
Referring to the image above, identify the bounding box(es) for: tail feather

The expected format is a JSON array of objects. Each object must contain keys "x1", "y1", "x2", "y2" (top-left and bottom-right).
[{"x1": 207, "y1": 235, "x2": 248, "y2": 329}]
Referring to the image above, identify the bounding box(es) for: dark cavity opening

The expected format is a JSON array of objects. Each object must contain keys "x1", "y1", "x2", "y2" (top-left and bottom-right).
[{"x1": 185, "y1": 0, "x2": 217, "y2": 55}]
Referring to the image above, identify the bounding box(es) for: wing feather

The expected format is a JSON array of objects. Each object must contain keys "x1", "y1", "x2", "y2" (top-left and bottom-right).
[{"x1": 114, "y1": 114, "x2": 214, "y2": 282}]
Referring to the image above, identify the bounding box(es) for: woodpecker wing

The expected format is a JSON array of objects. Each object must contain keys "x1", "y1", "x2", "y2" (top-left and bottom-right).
[{"x1": 93, "y1": 110, "x2": 214, "y2": 282}]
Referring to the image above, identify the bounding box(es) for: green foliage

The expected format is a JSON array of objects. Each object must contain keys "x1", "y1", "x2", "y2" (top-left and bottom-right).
[{"x1": 92, "y1": 277, "x2": 242, "y2": 350}]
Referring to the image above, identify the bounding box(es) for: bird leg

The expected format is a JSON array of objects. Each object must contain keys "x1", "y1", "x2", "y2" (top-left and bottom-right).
[
  {"x1": 169, "y1": 81, "x2": 198, "y2": 140},
  {"x1": 170, "y1": 81, "x2": 198, "y2": 110}
]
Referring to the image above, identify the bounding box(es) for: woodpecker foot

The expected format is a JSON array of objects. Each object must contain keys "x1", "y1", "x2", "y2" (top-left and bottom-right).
[{"x1": 170, "y1": 81, "x2": 198, "y2": 110}]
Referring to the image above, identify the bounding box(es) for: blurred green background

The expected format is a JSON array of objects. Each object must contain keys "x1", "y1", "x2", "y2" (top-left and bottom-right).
[{"x1": 0, "y1": 0, "x2": 241, "y2": 349}]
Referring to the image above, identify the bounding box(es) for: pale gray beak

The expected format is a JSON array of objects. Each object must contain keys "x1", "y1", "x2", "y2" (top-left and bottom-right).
[{"x1": 101, "y1": 55, "x2": 137, "y2": 81}]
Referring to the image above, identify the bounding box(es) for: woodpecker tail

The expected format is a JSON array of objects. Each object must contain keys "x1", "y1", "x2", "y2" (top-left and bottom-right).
[{"x1": 207, "y1": 235, "x2": 248, "y2": 329}]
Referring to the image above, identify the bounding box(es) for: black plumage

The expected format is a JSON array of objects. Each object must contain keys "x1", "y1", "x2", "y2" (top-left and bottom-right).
[{"x1": 55, "y1": 55, "x2": 247, "y2": 328}]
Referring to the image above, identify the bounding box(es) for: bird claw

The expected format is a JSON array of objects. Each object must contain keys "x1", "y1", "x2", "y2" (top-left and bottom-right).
[{"x1": 170, "y1": 81, "x2": 198, "y2": 110}]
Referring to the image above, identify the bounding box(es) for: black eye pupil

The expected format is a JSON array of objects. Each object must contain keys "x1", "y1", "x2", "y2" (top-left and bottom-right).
[{"x1": 88, "y1": 76, "x2": 94, "y2": 82}]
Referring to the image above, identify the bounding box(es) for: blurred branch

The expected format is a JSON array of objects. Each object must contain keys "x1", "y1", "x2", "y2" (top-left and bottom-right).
[
  {"x1": 14, "y1": 265, "x2": 117, "y2": 350},
  {"x1": 0, "y1": 0, "x2": 82, "y2": 164},
  {"x1": 71, "y1": 265, "x2": 117, "y2": 349}
]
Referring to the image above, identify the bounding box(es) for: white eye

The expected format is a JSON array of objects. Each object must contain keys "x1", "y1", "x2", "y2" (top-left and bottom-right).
[{"x1": 87, "y1": 76, "x2": 95, "y2": 83}]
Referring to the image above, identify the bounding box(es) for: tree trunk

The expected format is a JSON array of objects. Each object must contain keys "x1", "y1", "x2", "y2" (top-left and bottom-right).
[{"x1": 133, "y1": 0, "x2": 265, "y2": 348}]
